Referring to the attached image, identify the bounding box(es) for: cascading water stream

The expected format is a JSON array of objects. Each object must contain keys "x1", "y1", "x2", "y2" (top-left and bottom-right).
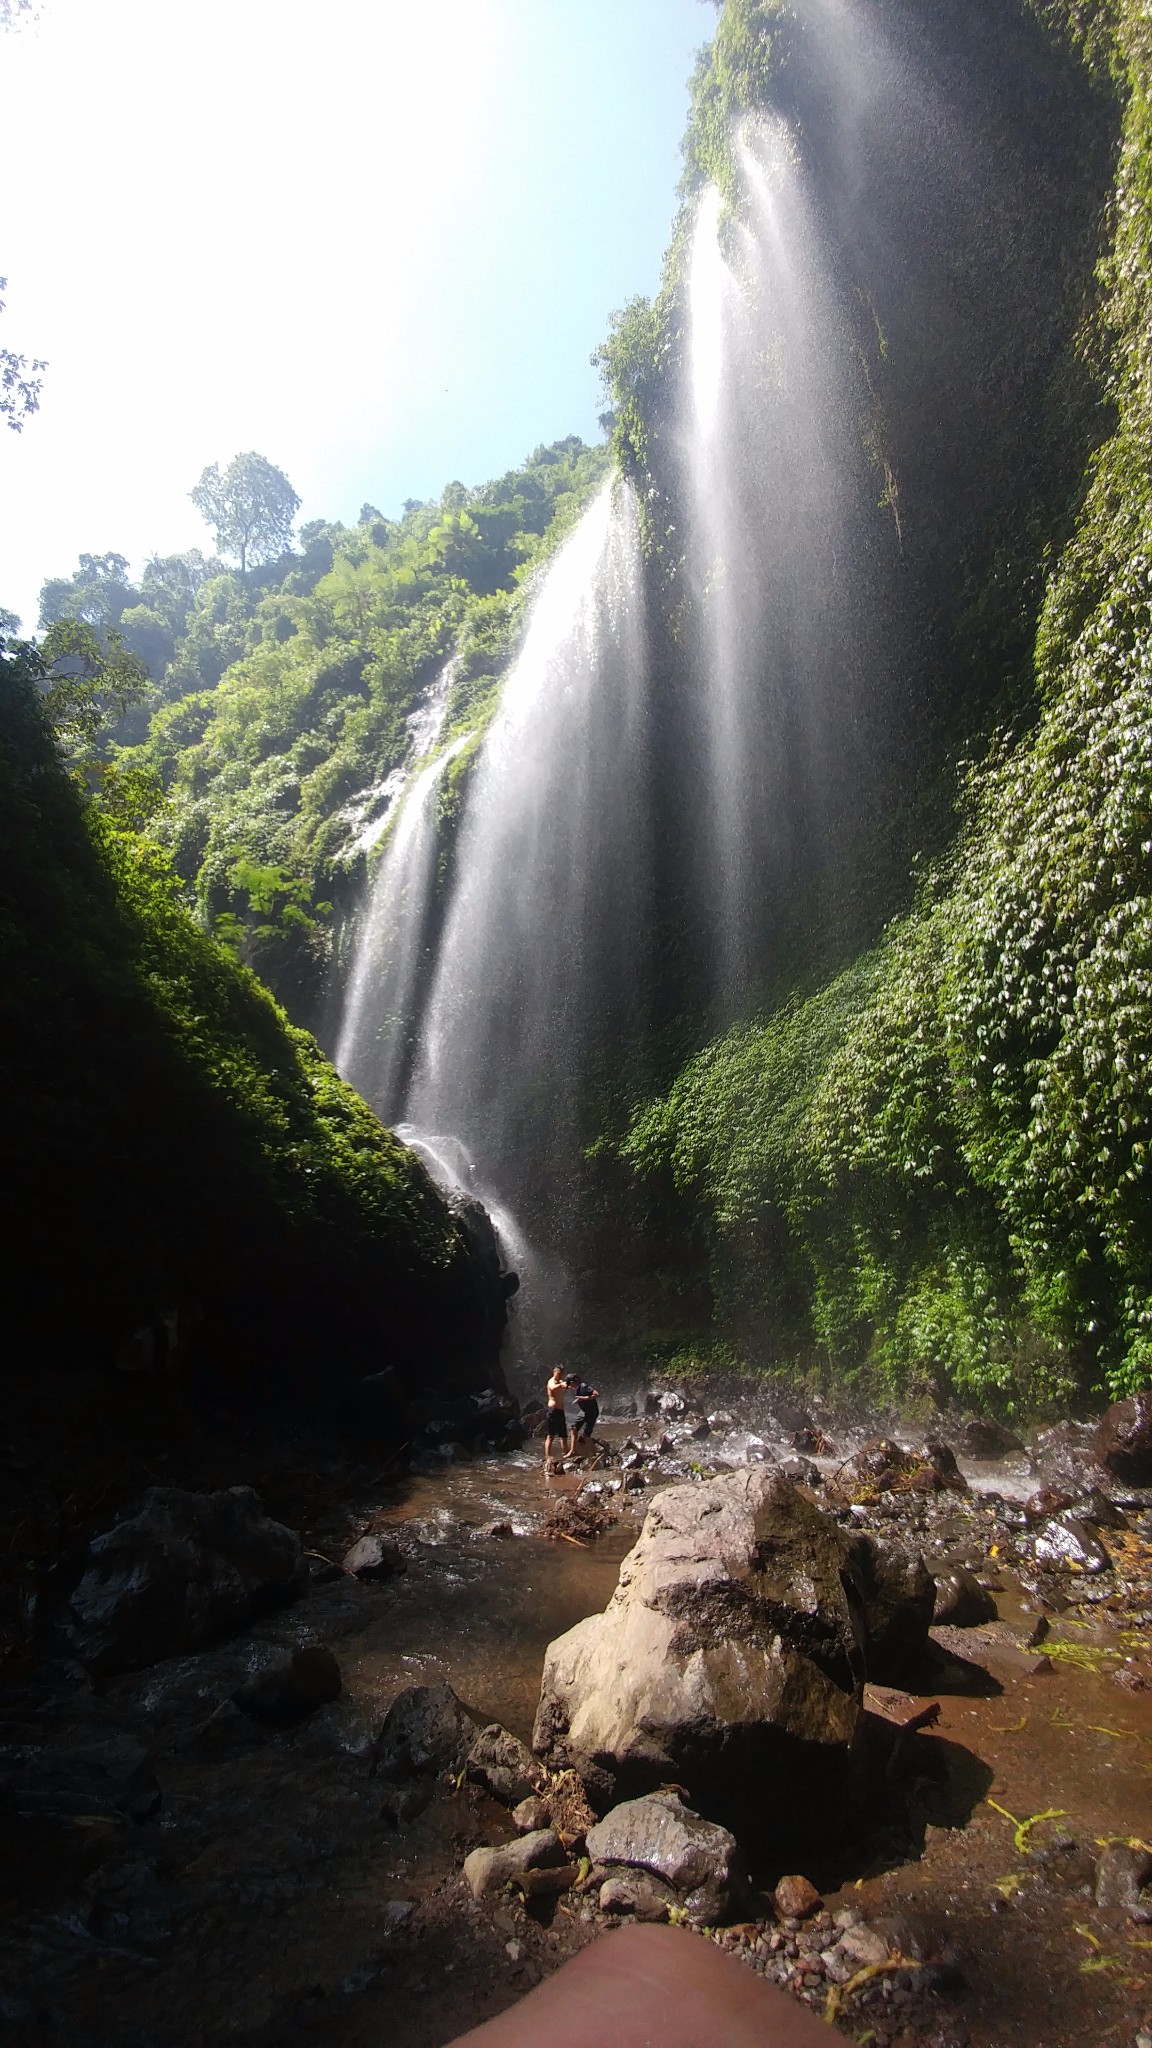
[
  {"x1": 336, "y1": 728, "x2": 469, "y2": 1116},
  {"x1": 336, "y1": 480, "x2": 650, "y2": 1354},
  {"x1": 334, "y1": 0, "x2": 1054, "y2": 1353},
  {"x1": 403, "y1": 482, "x2": 650, "y2": 1243}
]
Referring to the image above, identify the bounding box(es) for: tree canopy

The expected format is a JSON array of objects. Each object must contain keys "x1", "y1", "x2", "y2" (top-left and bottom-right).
[{"x1": 190, "y1": 451, "x2": 300, "y2": 576}]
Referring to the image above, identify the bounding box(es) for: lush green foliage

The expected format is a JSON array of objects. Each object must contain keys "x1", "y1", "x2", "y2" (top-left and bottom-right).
[
  {"x1": 43, "y1": 437, "x2": 608, "y2": 1017},
  {"x1": 0, "y1": 634, "x2": 494, "y2": 1401},
  {"x1": 624, "y1": 0, "x2": 1152, "y2": 1410}
]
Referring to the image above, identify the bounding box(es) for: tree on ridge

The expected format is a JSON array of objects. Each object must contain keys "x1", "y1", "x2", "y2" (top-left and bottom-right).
[{"x1": 190, "y1": 452, "x2": 300, "y2": 578}]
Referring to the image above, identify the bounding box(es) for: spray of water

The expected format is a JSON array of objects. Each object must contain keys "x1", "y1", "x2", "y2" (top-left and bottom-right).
[{"x1": 335, "y1": 0, "x2": 1062, "y2": 1357}]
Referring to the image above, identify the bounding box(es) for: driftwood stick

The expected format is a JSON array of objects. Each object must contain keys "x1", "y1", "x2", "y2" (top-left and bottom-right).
[{"x1": 304, "y1": 1548, "x2": 358, "y2": 1578}]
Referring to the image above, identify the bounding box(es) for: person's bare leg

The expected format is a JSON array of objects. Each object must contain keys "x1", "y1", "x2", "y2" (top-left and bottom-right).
[{"x1": 444, "y1": 1922, "x2": 832, "y2": 2048}]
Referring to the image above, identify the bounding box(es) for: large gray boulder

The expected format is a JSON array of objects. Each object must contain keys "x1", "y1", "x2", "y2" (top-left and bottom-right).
[
  {"x1": 532, "y1": 1469, "x2": 934, "y2": 1844},
  {"x1": 40, "y1": 1487, "x2": 306, "y2": 1673}
]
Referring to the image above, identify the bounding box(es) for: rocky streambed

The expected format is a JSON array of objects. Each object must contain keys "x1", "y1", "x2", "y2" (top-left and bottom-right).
[{"x1": 1, "y1": 1391, "x2": 1151, "y2": 2047}]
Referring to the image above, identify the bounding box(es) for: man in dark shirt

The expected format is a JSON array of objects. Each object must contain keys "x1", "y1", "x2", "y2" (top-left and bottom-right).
[{"x1": 566, "y1": 1375, "x2": 599, "y2": 1458}]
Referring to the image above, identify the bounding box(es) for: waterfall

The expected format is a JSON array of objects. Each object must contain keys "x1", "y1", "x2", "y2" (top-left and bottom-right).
[
  {"x1": 336, "y1": 480, "x2": 649, "y2": 1345},
  {"x1": 336, "y1": 726, "x2": 468, "y2": 1117},
  {"x1": 333, "y1": 0, "x2": 1046, "y2": 1347},
  {"x1": 681, "y1": 116, "x2": 886, "y2": 1015},
  {"x1": 404, "y1": 482, "x2": 649, "y2": 1240}
]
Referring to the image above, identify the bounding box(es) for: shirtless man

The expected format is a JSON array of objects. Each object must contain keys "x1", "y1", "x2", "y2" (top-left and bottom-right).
[{"x1": 543, "y1": 1365, "x2": 568, "y2": 1475}]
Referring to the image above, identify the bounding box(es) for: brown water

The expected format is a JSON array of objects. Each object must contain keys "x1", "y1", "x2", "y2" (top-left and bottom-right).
[
  {"x1": 330, "y1": 1449, "x2": 643, "y2": 1740},
  {"x1": 3, "y1": 1425, "x2": 1151, "y2": 2048}
]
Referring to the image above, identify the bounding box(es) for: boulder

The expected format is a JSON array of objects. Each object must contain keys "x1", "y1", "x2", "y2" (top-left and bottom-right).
[
  {"x1": 374, "y1": 1683, "x2": 478, "y2": 1781},
  {"x1": 466, "y1": 1723, "x2": 547, "y2": 1806},
  {"x1": 461, "y1": 1828, "x2": 567, "y2": 1901},
  {"x1": 645, "y1": 1390, "x2": 687, "y2": 1420},
  {"x1": 1094, "y1": 1394, "x2": 1152, "y2": 1485},
  {"x1": 1024, "y1": 1485, "x2": 1074, "y2": 1522},
  {"x1": 1030, "y1": 1421, "x2": 1110, "y2": 1495},
  {"x1": 234, "y1": 1646, "x2": 342, "y2": 1725},
  {"x1": 1072, "y1": 1488, "x2": 1128, "y2": 1530},
  {"x1": 853, "y1": 1542, "x2": 936, "y2": 1676},
  {"x1": 585, "y1": 1791, "x2": 744, "y2": 1924},
  {"x1": 342, "y1": 1533, "x2": 407, "y2": 1580},
  {"x1": 836, "y1": 1920, "x2": 891, "y2": 1968},
  {"x1": 532, "y1": 1470, "x2": 934, "y2": 1844},
  {"x1": 960, "y1": 1418, "x2": 1025, "y2": 1459},
  {"x1": 40, "y1": 1487, "x2": 306, "y2": 1673},
  {"x1": 854, "y1": 1438, "x2": 966, "y2": 1494},
  {"x1": 923, "y1": 1441, "x2": 969, "y2": 1493},
  {"x1": 932, "y1": 1567, "x2": 997, "y2": 1628}
]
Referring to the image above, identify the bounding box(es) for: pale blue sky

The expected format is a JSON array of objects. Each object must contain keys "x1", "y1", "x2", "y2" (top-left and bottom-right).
[{"x1": 0, "y1": 0, "x2": 711, "y2": 628}]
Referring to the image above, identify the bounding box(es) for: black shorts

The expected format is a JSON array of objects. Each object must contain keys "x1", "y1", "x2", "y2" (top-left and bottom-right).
[
  {"x1": 576, "y1": 1402, "x2": 599, "y2": 1438},
  {"x1": 545, "y1": 1407, "x2": 567, "y2": 1441}
]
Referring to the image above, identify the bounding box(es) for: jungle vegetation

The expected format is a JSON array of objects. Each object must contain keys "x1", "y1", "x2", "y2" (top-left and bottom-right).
[
  {"x1": 612, "y1": 0, "x2": 1152, "y2": 1413},
  {"x1": 11, "y1": 0, "x2": 1152, "y2": 1423},
  {"x1": 38, "y1": 436, "x2": 609, "y2": 1020}
]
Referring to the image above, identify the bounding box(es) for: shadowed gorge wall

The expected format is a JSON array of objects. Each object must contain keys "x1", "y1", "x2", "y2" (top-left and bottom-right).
[{"x1": 0, "y1": 651, "x2": 508, "y2": 1413}]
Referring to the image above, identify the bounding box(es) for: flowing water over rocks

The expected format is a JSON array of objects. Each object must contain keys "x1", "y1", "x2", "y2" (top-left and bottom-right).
[{"x1": 2, "y1": 1403, "x2": 1150, "y2": 2047}]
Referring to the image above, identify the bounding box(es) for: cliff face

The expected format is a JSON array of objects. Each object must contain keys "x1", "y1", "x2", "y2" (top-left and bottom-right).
[
  {"x1": 607, "y1": 0, "x2": 1152, "y2": 1411},
  {"x1": 0, "y1": 653, "x2": 510, "y2": 1422}
]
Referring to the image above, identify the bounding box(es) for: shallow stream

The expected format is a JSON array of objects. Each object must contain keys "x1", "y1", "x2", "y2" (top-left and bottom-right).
[{"x1": 2, "y1": 1412, "x2": 1150, "y2": 2048}]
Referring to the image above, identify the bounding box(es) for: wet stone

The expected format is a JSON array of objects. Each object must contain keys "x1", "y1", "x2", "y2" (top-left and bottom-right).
[
  {"x1": 374, "y1": 1682, "x2": 479, "y2": 1781},
  {"x1": 40, "y1": 1486, "x2": 306, "y2": 1673},
  {"x1": 960, "y1": 1418, "x2": 1025, "y2": 1459},
  {"x1": 0, "y1": 1726, "x2": 160, "y2": 1823},
  {"x1": 235, "y1": 1646, "x2": 342, "y2": 1725},
  {"x1": 586, "y1": 1790, "x2": 745, "y2": 1924},
  {"x1": 596, "y1": 1869, "x2": 676, "y2": 1920},
  {"x1": 380, "y1": 1779, "x2": 435, "y2": 1826},
  {"x1": 511, "y1": 1795, "x2": 551, "y2": 1834},
  {"x1": 1032, "y1": 1514, "x2": 1112, "y2": 1574},
  {"x1": 774, "y1": 1874, "x2": 822, "y2": 1921},
  {"x1": 466, "y1": 1723, "x2": 547, "y2": 1806},
  {"x1": 932, "y1": 1566, "x2": 998, "y2": 1628},
  {"x1": 462, "y1": 1829, "x2": 567, "y2": 1901},
  {"x1": 342, "y1": 1533, "x2": 407, "y2": 1579}
]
